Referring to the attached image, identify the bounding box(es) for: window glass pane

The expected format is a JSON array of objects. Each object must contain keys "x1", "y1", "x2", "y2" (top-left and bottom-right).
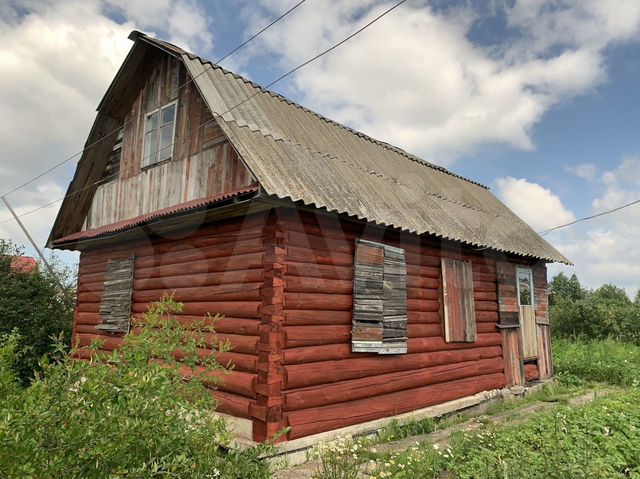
[
  {"x1": 145, "y1": 111, "x2": 159, "y2": 133},
  {"x1": 144, "y1": 130, "x2": 158, "y2": 165},
  {"x1": 158, "y1": 124, "x2": 173, "y2": 162},
  {"x1": 161, "y1": 104, "x2": 176, "y2": 125},
  {"x1": 518, "y1": 271, "x2": 532, "y2": 306}
]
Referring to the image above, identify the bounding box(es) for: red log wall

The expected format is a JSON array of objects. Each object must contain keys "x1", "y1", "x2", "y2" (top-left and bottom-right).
[
  {"x1": 278, "y1": 209, "x2": 506, "y2": 440},
  {"x1": 73, "y1": 211, "x2": 270, "y2": 419},
  {"x1": 73, "y1": 205, "x2": 553, "y2": 442}
]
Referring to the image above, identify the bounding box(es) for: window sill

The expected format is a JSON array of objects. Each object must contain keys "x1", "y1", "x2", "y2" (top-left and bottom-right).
[{"x1": 141, "y1": 158, "x2": 172, "y2": 171}]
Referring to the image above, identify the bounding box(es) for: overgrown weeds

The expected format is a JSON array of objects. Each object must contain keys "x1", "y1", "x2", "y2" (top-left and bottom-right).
[
  {"x1": 0, "y1": 296, "x2": 272, "y2": 479},
  {"x1": 553, "y1": 338, "x2": 640, "y2": 388}
]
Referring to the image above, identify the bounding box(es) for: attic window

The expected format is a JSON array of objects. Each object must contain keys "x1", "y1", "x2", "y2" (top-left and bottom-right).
[
  {"x1": 352, "y1": 239, "x2": 407, "y2": 354},
  {"x1": 143, "y1": 101, "x2": 177, "y2": 167}
]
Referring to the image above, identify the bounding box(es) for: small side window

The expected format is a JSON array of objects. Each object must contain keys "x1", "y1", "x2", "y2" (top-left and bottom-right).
[
  {"x1": 143, "y1": 101, "x2": 177, "y2": 167},
  {"x1": 442, "y1": 258, "x2": 476, "y2": 342},
  {"x1": 517, "y1": 268, "x2": 534, "y2": 306},
  {"x1": 97, "y1": 256, "x2": 135, "y2": 334}
]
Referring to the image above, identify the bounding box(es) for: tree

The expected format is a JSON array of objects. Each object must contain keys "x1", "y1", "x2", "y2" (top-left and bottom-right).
[
  {"x1": 593, "y1": 284, "x2": 631, "y2": 305},
  {"x1": 549, "y1": 272, "x2": 586, "y2": 306},
  {"x1": 0, "y1": 239, "x2": 76, "y2": 384}
]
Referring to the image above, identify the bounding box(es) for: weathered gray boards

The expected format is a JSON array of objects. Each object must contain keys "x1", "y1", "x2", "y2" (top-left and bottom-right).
[
  {"x1": 352, "y1": 240, "x2": 408, "y2": 354},
  {"x1": 97, "y1": 256, "x2": 135, "y2": 334}
]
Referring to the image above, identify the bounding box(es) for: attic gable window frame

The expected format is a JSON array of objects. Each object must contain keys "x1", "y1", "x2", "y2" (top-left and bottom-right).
[
  {"x1": 352, "y1": 239, "x2": 408, "y2": 355},
  {"x1": 142, "y1": 100, "x2": 177, "y2": 169}
]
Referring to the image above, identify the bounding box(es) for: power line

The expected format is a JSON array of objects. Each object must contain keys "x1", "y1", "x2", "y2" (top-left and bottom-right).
[
  {"x1": 0, "y1": 0, "x2": 307, "y2": 199},
  {"x1": 0, "y1": 0, "x2": 408, "y2": 230},
  {"x1": 539, "y1": 198, "x2": 640, "y2": 236}
]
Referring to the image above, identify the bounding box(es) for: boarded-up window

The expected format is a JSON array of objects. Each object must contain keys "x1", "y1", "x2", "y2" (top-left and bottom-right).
[
  {"x1": 97, "y1": 256, "x2": 135, "y2": 334},
  {"x1": 441, "y1": 258, "x2": 476, "y2": 342},
  {"x1": 352, "y1": 240, "x2": 407, "y2": 354}
]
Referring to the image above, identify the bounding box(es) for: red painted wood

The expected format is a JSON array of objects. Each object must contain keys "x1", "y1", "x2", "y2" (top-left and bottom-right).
[
  {"x1": 284, "y1": 346, "x2": 502, "y2": 389},
  {"x1": 286, "y1": 373, "x2": 506, "y2": 439},
  {"x1": 285, "y1": 357, "x2": 504, "y2": 410},
  {"x1": 524, "y1": 363, "x2": 539, "y2": 382},
  {"x1": 282, "y1": 333, "x2": 503, "y2": 365}
]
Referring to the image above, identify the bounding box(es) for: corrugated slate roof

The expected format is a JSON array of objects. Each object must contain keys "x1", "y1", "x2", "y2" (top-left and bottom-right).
[{"x1": 137, "y1": 33, "x2": 571, "y2": 264}]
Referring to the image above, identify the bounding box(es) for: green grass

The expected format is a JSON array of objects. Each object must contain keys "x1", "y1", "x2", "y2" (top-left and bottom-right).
[
  {"x1": 553, "y1": 338, "x2": 640, "y2": 388},
  {"x1": 313, "y1": 339, "x2": 640, "y2": 479},
  {"x1": 369, "y1": 390, "x2": 640, "y2": 478}
]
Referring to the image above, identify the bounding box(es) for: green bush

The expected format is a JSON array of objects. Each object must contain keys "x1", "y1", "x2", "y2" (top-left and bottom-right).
[
  {"x1": 0, "y1": 239, "x2": 75, "y2": 384},
  {"x1": 0, "y1": 297, "x2": 272, "y2": 479},
  {"x1": 553, "y1": 338, "x2": 640, "y2": 388}
]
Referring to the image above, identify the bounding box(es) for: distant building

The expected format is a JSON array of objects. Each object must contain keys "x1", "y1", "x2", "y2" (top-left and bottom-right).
[{"x1": 10, "y1": 256, "x2": 37, "y2": 273}]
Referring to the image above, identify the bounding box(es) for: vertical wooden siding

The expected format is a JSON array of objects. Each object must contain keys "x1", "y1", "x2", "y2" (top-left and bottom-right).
[
  {"x1": 84, "y1": 53, "x2": 255, "y2": 230},
  {"x1": 497, "y1": 260, "x2": 553, "y2": 384},
  {"x1": 73, "y1": 212, "x2": 269, "y2": 418},
  {"x1": 534, "y1": 263, "x2": 553, "y2": 379},
  {"x1": 279, "y1": 209, "x2": 505, "y2": 440}
]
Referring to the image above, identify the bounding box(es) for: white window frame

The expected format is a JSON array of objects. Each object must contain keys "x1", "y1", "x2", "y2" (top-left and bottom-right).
[
  {"x1": 142, "y1": 100, "x2": 177, "y2": 168},
  {"x1": 516, "y1": 267, "x2": 535, "y2": 307}
]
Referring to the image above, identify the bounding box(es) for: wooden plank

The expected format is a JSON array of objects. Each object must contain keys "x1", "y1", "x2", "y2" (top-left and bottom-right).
[
  {"x1": 537, "y1": 324, "x2": 553, "y2": 379},
  {"x1": 501, "y1": 328, "x2": 524, "y2": 387},
  {"x1": 382, "y1": 243, "x2": 407, "y2": 353},
  {"x1": 520, "y1": 305, "x2": 538, "y2": 359},
  {"x1": 462, "y1": 259, "x2": 476, "y2": 341}
]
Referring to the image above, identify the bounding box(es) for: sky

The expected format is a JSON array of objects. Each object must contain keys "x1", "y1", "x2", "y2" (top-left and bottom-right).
[{"x1": 0, "y1": 0, "x2": 639, "y2": 292}]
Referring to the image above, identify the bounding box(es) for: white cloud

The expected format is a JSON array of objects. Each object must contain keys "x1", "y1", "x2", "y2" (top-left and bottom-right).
[
  {"x1": 103, "y1": 0, "x2": 213, "y2": 52},
  {"x1": 546, "y1": 154, "x2": 640, "y2": 293},
  {"x1": 493, "y1": 177, "x2": 575, "y2": 231},
  {"x1": 239, "y1": 0, "x2": 640, "y2": 164},
  {"x1": 0, "y1": 0, "x2": 213, "y2": 258},
  {"x1": 566, "y1": 162, "x2": 597, "y2": 181}
]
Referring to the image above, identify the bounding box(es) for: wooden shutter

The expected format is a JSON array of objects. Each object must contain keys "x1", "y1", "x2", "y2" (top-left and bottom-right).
[
  {"x1": 442, "y1": 258, "x2": 476, "y2": 342},
  {"x1": 97, "y1": 256, "x2": 135, "y2": 334},
  {"x1": 352, "y1": 240, "x2": 407, "y2": 354}
]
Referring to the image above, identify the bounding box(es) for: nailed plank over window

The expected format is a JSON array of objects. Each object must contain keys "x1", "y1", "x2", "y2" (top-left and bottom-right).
[
  {"x1": 98, "y1": 256, "x2": 134, "y2": 334},
  {"x1": 352, "y1": 240, "x2": 407, "y2": 354},
  {"x1": 381, "y1": 244, "x2": 407, "y2": 354},
  {"x1": 442, "y1": 258, "x2": 476, "y2": 342}
]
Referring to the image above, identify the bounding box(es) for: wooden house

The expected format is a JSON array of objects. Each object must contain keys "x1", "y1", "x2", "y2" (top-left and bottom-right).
[{"x1": 48, "y1": 31, "x2": 570, "y2": 443}]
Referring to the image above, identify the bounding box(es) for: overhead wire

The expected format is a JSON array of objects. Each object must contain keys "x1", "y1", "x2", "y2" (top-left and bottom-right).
[
  {"x1": 0, "y1": 0, "x2": 408, "y2": 230},
  {"x1": 0, "y1": 0, "x2": 307, "y2": 199},
  {"x1": 538, "y1": 198, "x2": 640, "y2": 236}
]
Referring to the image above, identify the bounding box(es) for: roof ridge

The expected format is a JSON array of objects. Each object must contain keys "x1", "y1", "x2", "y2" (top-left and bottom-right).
[
  {"x1": 224, "y1": 117, "x2": 527, "y2": 224},
  {"x1": 136, "y1": 32, "x2": 487, "y2": 189},
  {"x1": 185, "y1": 53, "x2": 488, "y2": 190}
]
